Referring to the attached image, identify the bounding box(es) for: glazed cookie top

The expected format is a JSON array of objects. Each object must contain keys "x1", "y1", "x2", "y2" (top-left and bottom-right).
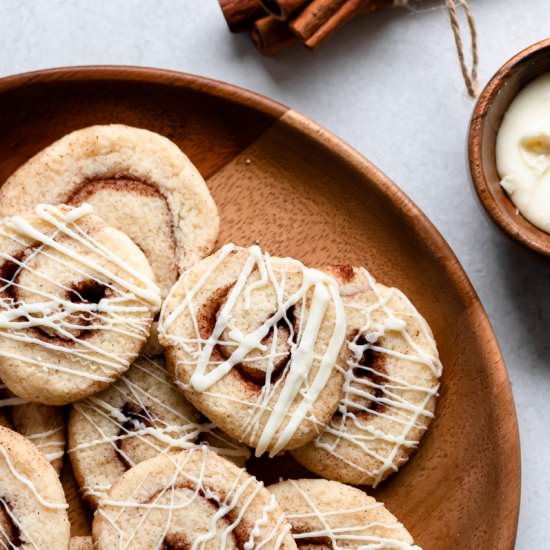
[
  {"x1": 159, "y1": 244, "x2": 347, "y2": 457},
  {"x1": 0, "y1": 425, "x2": 70, "y2": 549},
  {"x1": 292, "y1": 266, "x2": 442, "y2": 487},
  {"x1": 0, "y1": 203, "x2": 160, "y2": 405},
  {"x1": 68, "y1": 355, "x2": 249, "y2": 507},
  {"x1": 68, "y1": 355, "x2": 199, "y2": 507},
  {"x1": 93, "y1": 446, "x2": 297, "y2": 550},
  {"x1": 0, "y1": 124, "x2": 219, "y2": 296},
  {"x1": 269, "y1": 479, "x2": 421, "y2": 549}
]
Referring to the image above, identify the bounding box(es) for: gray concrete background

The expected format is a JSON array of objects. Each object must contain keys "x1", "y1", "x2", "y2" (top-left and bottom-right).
[{"x1": 1, "y1": 1, "x2": 549, "y2": 546}]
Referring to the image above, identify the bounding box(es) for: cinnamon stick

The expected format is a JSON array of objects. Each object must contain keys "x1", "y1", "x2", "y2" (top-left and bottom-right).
[
  {"x1": 219, "y1": 0, "x2": 266, "y2": 32},
  {"x1": 259, "y1": 0, "x2": 311, "y2": 20},
  {"x1": 290, "y1": 0, "x2": 393, "y2": 48},
  {"x1": 251, "y1": 15, "x2": 296, "y2": 55},
  {"x1": 290, "y1": 0, "x2": 349, "y2": 42}
]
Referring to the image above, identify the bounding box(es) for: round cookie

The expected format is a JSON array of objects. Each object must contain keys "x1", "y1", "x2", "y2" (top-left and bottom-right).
[
  {"x1": 269, "y1": 478, "x2": 420, "y2": 549},
  {"x1": 0, "y1": 203, "x2": 160, "y2": 405},
  {"x1": 0, "y1": 425, "x2": 70, "y2": 549},
  {"x1": 0, "y1": 379, "x2": 65, "y2": 473},
  {"x1": 93, "y1": 446, "x2": 297, "y2": 549},
  {"x1": 0, "y1": 124, "x2": 219, "y2": 297},
  {"x1": 70, "y1": 536, "x2": 93, "y2": 550},
  {"x1": 292, "y1": 266, "x2": 442, "y2": 486},
  {"x1": 159, "y1": 244, "x2": 347, "y2": 457},
  {"x1": 69, "y1": 355, "x2": 250, "y2": 507}
]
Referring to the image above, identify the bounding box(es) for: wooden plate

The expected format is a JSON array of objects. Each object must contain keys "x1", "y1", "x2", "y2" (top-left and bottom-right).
[{"x1": 0, "y1": 67, "x2": 520, "y2": 549}]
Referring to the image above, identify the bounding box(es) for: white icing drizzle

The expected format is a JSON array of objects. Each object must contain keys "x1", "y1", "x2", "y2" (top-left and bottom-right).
[
  {"x1": 159, "y1": 243, "x2": 346, "y2": 457},
  {"x1": 8, "y1": 204, "x2": 159, "y2": 307},
  {"x1": 0, "y1": 497, "x2": 41, "y2": 550},
  {"x1": 313, "y1": 268, "x2": 442, "y2": 487},
  {"x1": 0, "y1": 383, "x2": 65, "y2": 468},
  {"x1": 0, "y1": 203, "x2": 160, "y2": 385},
  {"x1": 0, "y1": 396, "x2": 25, "y2": 408},
  {"x1": 0, "y1": 444, "x2": 67, "y2": 510},
  {"x1": 26, "y1": 427, "x2": 65, "y2": 463},
  {"x1": 283, "y1": 479, "x2": 421, "y2": 550},
  {"x1": 96, "y1": 446, "x2": 291, "y2": 550},
  {"x1": 69, "y1": 356, "x2": 250, "y2": 501}
]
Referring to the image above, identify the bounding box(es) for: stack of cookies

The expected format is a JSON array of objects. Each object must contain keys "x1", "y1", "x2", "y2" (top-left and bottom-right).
[{"x1": 0, "y1": 125, "x2": 442, "y2": 550}]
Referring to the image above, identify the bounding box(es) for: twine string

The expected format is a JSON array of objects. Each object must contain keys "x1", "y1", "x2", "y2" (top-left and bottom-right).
[{"x1": 446, "y1": 0, "x2": 479, "y2": 98}]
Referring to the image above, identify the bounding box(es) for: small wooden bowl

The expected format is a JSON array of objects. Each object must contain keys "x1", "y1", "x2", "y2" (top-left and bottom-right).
[{"x1": 469, "y1": 38, "x2": 550, "y2": 255}]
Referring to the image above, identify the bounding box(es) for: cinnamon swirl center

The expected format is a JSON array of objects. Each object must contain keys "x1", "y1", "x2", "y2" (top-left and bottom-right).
[
  {"x1": 67, "y1": 177, "x2": 179, "y2": 295},
  {"x1": 115, "y1": 402, "x2": 155, "y2": 469},
  {"x1": 341, "y1": 333, "x2": 388, "y2": 417},
  {"x1": 354, "y1": 335, "x2": 387, "y2": 414},
  {"x1": 161, "y1": 534, "x2": 189, "y2": 549},
  {"x1": 68, "y1": 280, "x2": 108, "y2": 305},
  {"x1": 197, "y1": 284, "x2": 298, "y2": 390},
  {"x1": 0, "y1": 238, "x2": 114, "y2": 341},
  {"x1": 145, "y1": 484, "x2": 248, "y2": 550},
  {"x1": 0, "y1": 254, "x2": 24, "y2": 304}
]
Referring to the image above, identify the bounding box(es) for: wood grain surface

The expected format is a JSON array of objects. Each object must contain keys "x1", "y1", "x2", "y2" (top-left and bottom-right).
[
  {"x1": 0, "y1": 66, "x2": 520, "y2": 549},
  {"x1": 469, "y1": 38, "x2": 550, "y2": 257}
]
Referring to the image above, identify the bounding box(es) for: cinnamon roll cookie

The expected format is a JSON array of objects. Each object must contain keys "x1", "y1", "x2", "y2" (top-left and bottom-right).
[
  {"x1": 0, "y1": 425, "x2": 70, "y2": 549},
  {"x1": 269, "y1": 479, "x2": 420, "y2": 549},
  {"x1": 69, "y1": 355, "x2": 249, "y2": 507},
  {"x1": 0, "y1": 204, "x2": 160, "y2": 405},
  {"x1": 0, "y1": 380, "x2": 65, "y2": 473},
  {"x1": 0, "y1": 124, "x2": 219, "y2": 296},
  {"x1": 93, "y1": 446, "x2": 297, "y2": 549},
  {"x1": 292, "y1": 267, "x2": 442, "y2": 486},
  {"x1": 159, "y1": 244, "x2": 347, "y2": 457}
]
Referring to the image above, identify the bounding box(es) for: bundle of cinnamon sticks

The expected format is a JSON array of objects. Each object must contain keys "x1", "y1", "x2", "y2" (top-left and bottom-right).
[{"x1": 219, "y1": 0, "x2": 396, "y2": 55}]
